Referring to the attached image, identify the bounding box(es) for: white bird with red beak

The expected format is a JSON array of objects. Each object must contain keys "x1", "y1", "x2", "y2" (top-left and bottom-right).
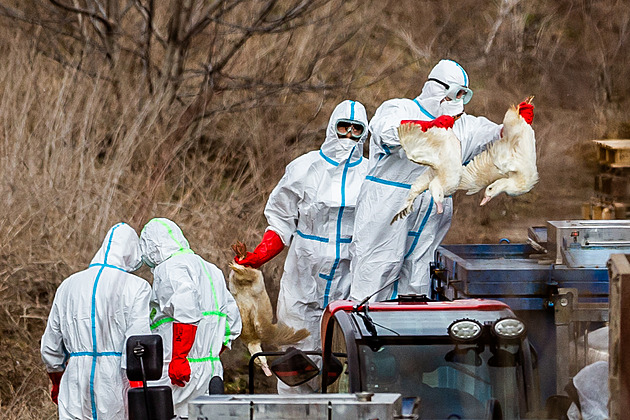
[{"x1": 459, "y1": 97, "x2": 538, "y2": 205}]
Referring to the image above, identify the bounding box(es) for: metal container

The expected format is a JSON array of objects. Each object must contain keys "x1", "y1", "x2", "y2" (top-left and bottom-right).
[
  {"x1": 546, "y1": 220, "x2": 630, "y2": 265},
  {"x1": 188, "y1": 393, "x2": 404, "y2": 420},
  {"x1": 432, "y1": 220, "x2": 629, "y2": 403},
  {"x1": 434, "y1": 243, "x2": 610, "y2": 309}
]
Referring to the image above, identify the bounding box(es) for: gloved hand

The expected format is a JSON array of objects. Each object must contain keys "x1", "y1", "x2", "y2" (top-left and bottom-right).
[
  {"x1": 400, "y1": 115, "x2": 455, "y2": 131},
  {"x1": 169, "y1": 323, "x2": 198, "y2": 387},
  {"x1": 48, "y1": 371, "x2": 64, "y2": 404},
  {"x1": 234, "y1": 230, "x2": 284, "y2": 269},
  {"x1": 518, "y1": 101, "x2": 534, "y2": 124}
]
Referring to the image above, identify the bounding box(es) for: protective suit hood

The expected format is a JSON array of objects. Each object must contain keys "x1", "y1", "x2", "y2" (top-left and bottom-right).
[
  {"x1": 42, "y1": 222, "x2": 152, "y2": 419},
  {"x1": 415, "y1": 59, "x2": 470, "y2": 117},
  {"x1": 144, "y1": 218, "x2": 242, "y2": 416},
  {"x1": 89, "y1": 222, "x2": 142, "y2": 272},
  {"x1": 140, "y1": 218, "x2": 192, "y2": 267},
  {"x1": 321, "y1": 100, "x2": 368, "y2": 163}
]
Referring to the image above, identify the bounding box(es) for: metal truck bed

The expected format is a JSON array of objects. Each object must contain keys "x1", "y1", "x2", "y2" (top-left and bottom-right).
[
  {"x1": 432, "y1": 220, "x2": 630, "y2": 402},
  {"x1": 434, "y1": 242, "x2": 609, "y2": 310},
  {"x1": 189, "y1": 393, "x2": 403, "y2": 419}
]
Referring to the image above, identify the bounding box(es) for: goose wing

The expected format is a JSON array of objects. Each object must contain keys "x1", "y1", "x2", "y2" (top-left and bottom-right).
[
  {"x1": 398, "y1": 123, "x2": 444, "y2": 169},
  {"x1": 459, "y1": 146, "x2": 505, "y2": 194}
]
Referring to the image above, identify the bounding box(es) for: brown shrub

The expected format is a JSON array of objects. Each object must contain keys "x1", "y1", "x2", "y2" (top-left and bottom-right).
[{"x1": 0, "y1": 0, "x2": 628, "y2": 416}]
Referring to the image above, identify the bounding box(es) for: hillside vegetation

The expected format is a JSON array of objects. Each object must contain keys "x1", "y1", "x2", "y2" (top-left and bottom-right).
[{"x1": 0, "y1": 0, "x2": 628, "y2": 417}]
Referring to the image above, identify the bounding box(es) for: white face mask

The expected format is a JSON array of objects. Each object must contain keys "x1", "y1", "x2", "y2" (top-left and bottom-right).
[
  {"x1": 334, "y1": 137, "x2": 358, "y2": 159},
  {"x1": 338, "y1": 137, "x2": 358, "y2": 151},
  {"x1": 438, "y1": 99, "x2": 464, "y2": 117}
]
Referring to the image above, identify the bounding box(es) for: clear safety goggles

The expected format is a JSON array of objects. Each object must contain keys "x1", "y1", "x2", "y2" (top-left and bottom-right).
[
  {"x1": 336, "y1": 119, "x2": 366, "y2": 140},
  {"x1": 141, "y1": 255, "x2": 156, "y2": 269},
  {"x1": 428, "y1": 78, "x2": 473, "y2": 104}
]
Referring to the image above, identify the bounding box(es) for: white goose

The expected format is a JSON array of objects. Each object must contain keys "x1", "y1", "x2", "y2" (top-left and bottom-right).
[
  {"x1": 459, "y1": 97, "x2": 538, "y2": 205},
  {"x1": 391, "y1": 123, "x2": 462, "y2": 223}
]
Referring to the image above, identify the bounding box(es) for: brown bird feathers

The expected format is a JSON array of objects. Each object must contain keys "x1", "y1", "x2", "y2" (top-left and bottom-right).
[{"x1": 229, "y1": 241, "x2": 310, "y2": 376}]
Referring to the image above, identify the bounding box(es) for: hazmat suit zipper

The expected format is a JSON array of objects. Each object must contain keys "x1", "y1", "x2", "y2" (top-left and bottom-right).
[{"x1": 319, "y1": 145, "x2": 355, "y2": 307}]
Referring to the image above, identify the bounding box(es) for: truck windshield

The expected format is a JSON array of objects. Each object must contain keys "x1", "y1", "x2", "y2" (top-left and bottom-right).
[{"x1": 359, "y1": 342, "x2": 524, "y2": 419}]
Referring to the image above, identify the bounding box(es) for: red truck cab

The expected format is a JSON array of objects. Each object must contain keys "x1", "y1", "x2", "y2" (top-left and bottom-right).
[{"x1": 319, "y1": 296, "x2": 541, "y2": 419}]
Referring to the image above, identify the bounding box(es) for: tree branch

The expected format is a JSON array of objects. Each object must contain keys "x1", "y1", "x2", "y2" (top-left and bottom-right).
[{"x1": 48, "y1": 0, "x2": 114, "y2": 32}]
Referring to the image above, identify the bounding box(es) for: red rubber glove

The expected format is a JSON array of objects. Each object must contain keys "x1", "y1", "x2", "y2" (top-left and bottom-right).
[
  {"x1": 400, "y1": 115, "x2": 455, "y2": 131},
  {"x1": 48, "y1": 371, "x2": 64, "y2": 404},
  {"x1": 518, "y1": 101, "x2": 534, "y2": 124},
  {"x1": 169, "y1": 323, "x2": 197, "y2": 387},
  {"x1": 129, "y1": 381, "x2": 143, "y2": 388},
  {"x1": 234, "y1": 230, "x2": 284, "y2": 269}
]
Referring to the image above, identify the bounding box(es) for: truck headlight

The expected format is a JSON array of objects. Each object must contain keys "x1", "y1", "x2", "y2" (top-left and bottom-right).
[
  {"x1": 492, "y1": 317, "x2": 526, "y2": 340},
  {"x1": 448, "y1": 319, "x2": 483, "y2": 342}
]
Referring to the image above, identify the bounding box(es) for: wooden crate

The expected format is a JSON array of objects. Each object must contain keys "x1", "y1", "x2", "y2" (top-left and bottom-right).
[
  {"x1": 582, "y1": 199, "x2": 628, "y2": 220},
  {"x1": 594, "y1": 173, "x2": 630, "y2": 200},
  {"x1": 594, "y1": 139, "x2": 630, "y2": 168}
]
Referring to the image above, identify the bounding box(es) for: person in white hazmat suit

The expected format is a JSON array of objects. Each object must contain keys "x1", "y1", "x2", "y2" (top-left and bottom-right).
[
  {"x1": 41, "y1": 222, "x2": 151, "y2": 420},
  {"x1": 566, "y1": 360, "x2": 610, "y2": 419},
  {"x1": 349, "y1": 59, "x2": 535, "y2": 302},
  {"x1": 234, "y1": 100, "x2": 370, "y2": 393},
  {"x1": 140, "y1": 217, "x2": 242, "y2": 417}
]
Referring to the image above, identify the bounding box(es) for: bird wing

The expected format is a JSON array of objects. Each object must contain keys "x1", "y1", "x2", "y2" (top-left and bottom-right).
[
  {"x1": 435, "y1": 128, "x2": 463, "y2": 195},
  {"x1": 491, "y1": 142, "x2": 520, "y2": 174},
  {"x1": 459, "y1": 146, "x2": 505, "y2": 194},
  {"x1": 398, "y1": 123, "x2": 443, "y2": 169}
]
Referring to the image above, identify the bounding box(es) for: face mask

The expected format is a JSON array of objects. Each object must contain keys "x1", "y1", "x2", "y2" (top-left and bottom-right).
[
  {"x1": 338, "y1": 137, "x2": 358, "y2": 151},
  {"x1": 438, "y1": 99, "x2": 464, "y2": 117},
  {"x1": 333, "y1": 138, "x2": 358, "y2": 161},
  {"x1": 141, "y1": 255, "x2": 156, "y2": 269}
]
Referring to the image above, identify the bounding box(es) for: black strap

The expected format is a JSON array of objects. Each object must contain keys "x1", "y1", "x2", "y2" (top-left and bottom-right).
[{"x1": 427, "y1": 77, "x2": 450, "y2": 89}]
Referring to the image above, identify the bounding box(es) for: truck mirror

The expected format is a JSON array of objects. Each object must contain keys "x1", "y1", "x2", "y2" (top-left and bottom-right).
[
  {"x1": 325, "y1": 354, "x2": 344, "y2": 386},
  {"x1": 269, "y1": 347, "x2": 319, "y2": 387},
  {"x1": 126, "y1": 335, "x2": 164, "y2": 381}
]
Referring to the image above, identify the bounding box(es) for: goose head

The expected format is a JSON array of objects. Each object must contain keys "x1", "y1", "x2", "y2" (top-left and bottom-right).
[
  {"x1": 429, "y1": 179, "x2": 445, "y2": 214},
  {"x1": 480, "y1": 178, "x2": 518, "y2": 206}
]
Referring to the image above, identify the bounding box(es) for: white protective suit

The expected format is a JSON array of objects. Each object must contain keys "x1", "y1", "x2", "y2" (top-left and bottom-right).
[
  {"x1": 567, "y1": 360, "x2": 610, "y2": 420},
  {"x1": 41, "y1": 223, "x2": 151, "y2": 420},
  {"x1": 140, "y1": 218, "x2": 242, "y2": 417},
  {"x1": 350, "y1": 60, "x2": 503, "y2": 302},
  {"x1": 266, "y1": 100, "x2": 369, "y2": 393}
]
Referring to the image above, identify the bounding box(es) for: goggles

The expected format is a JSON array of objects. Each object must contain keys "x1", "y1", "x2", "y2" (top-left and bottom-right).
[
  {"x1": 428, "y1": 78, "x2": 473, "y2": 104},
  {"x1": 141, "y1": 255, "x2": 156, "y2": 269},
  {"x1": 336, "y1": 119, "x2": 365, "y2": 140}
]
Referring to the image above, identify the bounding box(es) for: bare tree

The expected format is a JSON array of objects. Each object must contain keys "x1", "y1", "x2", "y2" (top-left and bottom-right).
[{"x1": 0, "y1": 0, "x2": 379, "y2": 222}]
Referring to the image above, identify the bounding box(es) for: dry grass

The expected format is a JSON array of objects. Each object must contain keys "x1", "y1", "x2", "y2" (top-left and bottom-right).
[{"x1": 0, "y1": 0, "x2": 629, "y2": 417}]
